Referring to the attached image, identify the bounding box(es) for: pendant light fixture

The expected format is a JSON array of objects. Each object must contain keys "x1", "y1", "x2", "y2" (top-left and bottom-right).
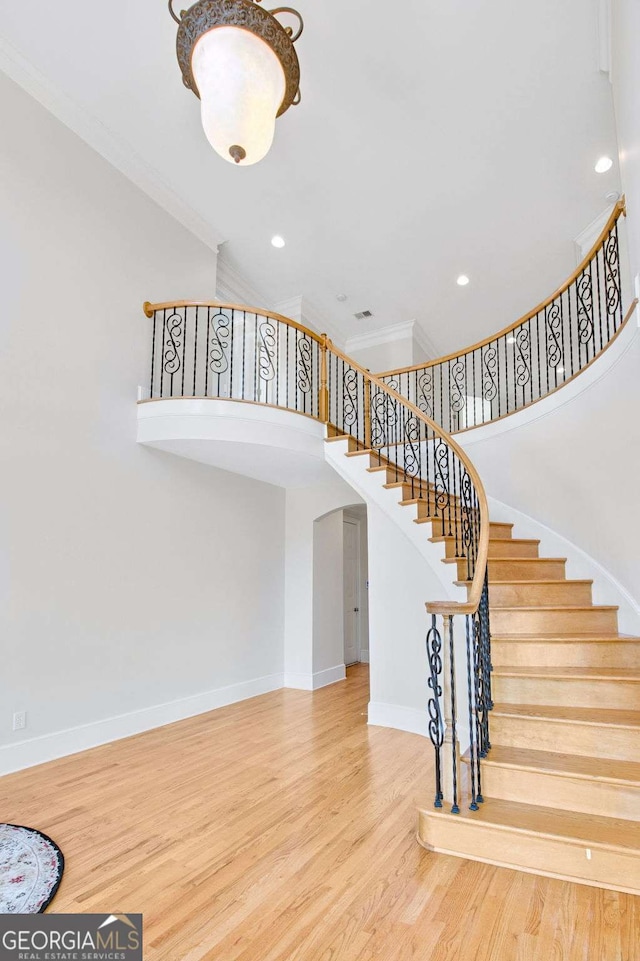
[{"x1": 169, "y1": 0, "x2": 303, "y2": 166}]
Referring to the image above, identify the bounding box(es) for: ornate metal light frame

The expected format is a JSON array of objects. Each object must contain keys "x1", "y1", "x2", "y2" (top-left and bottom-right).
[{"x1": 169, "y1": 0, "x2": 303, "y2": 119}]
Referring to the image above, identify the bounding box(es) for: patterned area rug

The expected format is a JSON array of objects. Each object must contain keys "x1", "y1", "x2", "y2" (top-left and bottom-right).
[{"x1": 0, "y1": 824, "x2": 64, "y2": 913}]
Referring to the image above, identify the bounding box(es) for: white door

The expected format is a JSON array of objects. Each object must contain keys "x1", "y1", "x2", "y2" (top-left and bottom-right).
[{"x1": 343, "y1": 519, "x2": 360, "y2": 666}]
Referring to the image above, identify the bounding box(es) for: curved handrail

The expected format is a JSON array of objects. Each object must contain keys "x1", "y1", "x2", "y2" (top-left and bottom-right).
[
  {"x1": 324, "y1": 340, "x2": 490, "y2": 616},
  {"x1": 143, "y1": 300, "x2": 325, "y2": 344},
  {"x1": 376, "y1": 200, "x2": 628, "y2": 433}
]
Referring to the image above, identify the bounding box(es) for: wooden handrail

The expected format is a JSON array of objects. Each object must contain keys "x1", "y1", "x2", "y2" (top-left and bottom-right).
[
  {"x1": 376, "y1": 198, "x2": 627, "y2": 378},
  {"x1": 324, "y1": 339, "x2": 490, "y2": 617},
  {"x1": 142, "y1": 300, "x2": 326, "y2": 345}
]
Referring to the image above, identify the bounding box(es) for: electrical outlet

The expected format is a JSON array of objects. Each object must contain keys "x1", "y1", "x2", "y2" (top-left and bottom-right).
[{"x1": 12, "y1": 711, "x2": 26, "y2": 732}]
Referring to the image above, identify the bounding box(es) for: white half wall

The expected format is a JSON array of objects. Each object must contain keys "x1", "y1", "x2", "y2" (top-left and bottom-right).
[
  {"x1": 0, "y1": 73, "x2": 286, "y2": 773},
  {"x1": 366, "y1": 502, "x2": 434, "y2": 737},
  {"x1": 137, "y1": 399, "x2": 336, "y2": 488}
]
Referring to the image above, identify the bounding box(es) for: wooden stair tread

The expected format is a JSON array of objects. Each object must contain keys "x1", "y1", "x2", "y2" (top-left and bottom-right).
[
  {"x1": 431, "y1": 536, "x2": 538, "y2": 545},
  {"x1": 345, "y1": 448, "x2": 375, "y2": 457},
  {"x1": 492, "y1": 633, "x2": 639, "y2": 642},
  {"x1": 478, "y1": 746, "x2": 640, "y2": 786},
  {"x1": 492, "y1": 702, "x2": 640, "y2": 728},
  {"x1": 421, "y1": 797, "x2": 640, "y2": 852},
  {"x1": 455, "y1": 579, "x2": 593, "y2": 587},
  {"x1": 490, "y1": 605, "x2": 619, "y2": 613},
  {"x1": 493, "y1": 666, "x2": 640, "y2": 680},
  {"x1": 489, "y1": 579, "x2": 592, "y2": 586},
  {"x1": 442, "y1": 556, "x2": 567, "y2": 564}
]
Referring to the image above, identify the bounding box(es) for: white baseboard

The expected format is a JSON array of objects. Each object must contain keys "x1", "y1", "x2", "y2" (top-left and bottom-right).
[
  {"x1": 0, "y1": 673, "x2": 284, "y2": 777},
  {"x1": 284, "y1": 664, "x2": 346, "y2": 691},
  {"x1": 359, "y1": 649, "x2": 370, "y2": 664},
  {"x1": 368, "y1": 701, "x2": 428, "y2": 737}
]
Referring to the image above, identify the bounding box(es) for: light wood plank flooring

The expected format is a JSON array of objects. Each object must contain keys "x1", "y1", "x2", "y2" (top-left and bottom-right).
[{"x1": 1, "y1": 665, "x2": 638, "y2": 960}]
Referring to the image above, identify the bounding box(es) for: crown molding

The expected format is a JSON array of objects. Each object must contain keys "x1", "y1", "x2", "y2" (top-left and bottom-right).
[
  {"x1": 598, "y1": 0, "x2": 611, "y2": 77},
  {"x1": 574, "y1": 204, "x2": 615, "y2": 262},
  {"x1": 345, "y1": 320, "x2": 417, "y2": 353},
  {"x1": 412, "y1": 322, "x2": 442, "y2": 361},
  {"x1": 216, "y1": 255, "x2": 271, "y2": 308},
  {"x1": 345, "y1": 319, "x2": 443, "y2": 362},
  {"x1": 0, "y1": 36, "x2": 226, "y2": 253},
  {"x1": 272, "y1": 295, "x2": 344, "y2": 348},
  {"x1": 272, "y1": 295, "x2": 304, "y2": 322}
]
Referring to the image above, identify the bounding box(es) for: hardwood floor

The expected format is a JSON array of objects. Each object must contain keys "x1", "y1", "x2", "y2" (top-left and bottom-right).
[{"x1": 1, "y1": 665, "x2": 638, "y2": 960}]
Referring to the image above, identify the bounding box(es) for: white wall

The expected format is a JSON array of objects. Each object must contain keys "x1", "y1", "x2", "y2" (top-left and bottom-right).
[
  {"x1": 612, "y1": 0, "x2": 640, "y2": 285},
  {"x1": 0, "y1": 74, "x2": 286, "y2": 772},
  {"x1": 366, "y1": 503, "x2": 434, "y2": 737},
  {"x1": 457, "y1": 322, "x2": 640, "y2": 633},
  {"x1": 349, "y1": 336, "x2": 415, "y2": 374}
]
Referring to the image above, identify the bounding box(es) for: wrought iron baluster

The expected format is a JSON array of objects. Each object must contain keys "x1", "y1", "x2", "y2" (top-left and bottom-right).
[
  {"x1": 605, "y1": 224, "x2": 622, "y2": 335},
  {"x1": 426, "y1": 616, "x2": 444, "y2": 809},
  {"x1": 465, "y1": 615, "x2": 480, "y2": 810},
  {"x1": 150, "y1": 309, "x2": 157, "y2": 399},
  {"x1": 229, "y1": 310, "x2": 236, "y2": 399},
  {"x1": 448, "y1": 616, "x2": 460, "y2": 814}
]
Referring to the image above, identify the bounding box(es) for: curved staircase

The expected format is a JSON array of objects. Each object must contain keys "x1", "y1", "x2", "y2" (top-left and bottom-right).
[
  {"x1": 325, "y1": 432, "x2": 640, "y2": 893},
  {"x1": 140, "y1": 200, "x2": 640, "y2": 895}
]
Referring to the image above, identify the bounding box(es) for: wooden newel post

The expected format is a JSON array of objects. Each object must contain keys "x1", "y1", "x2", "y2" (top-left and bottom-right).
[
  {"x1": 319, "y1": 335, "x2": 329, "y2": 424},
  {"x1": 364, "y1": 371, "x2": 372, "y2": 449}
]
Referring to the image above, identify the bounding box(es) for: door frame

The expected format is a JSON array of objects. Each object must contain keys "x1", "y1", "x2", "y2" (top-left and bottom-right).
[{"x1": 343, "y1": 516, "x2": 362, "y2": 666}]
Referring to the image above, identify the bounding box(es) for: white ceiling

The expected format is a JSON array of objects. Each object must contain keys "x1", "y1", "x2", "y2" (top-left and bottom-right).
[{"x1": 0, "y1": 0, "x2": 621, "y2": 357}]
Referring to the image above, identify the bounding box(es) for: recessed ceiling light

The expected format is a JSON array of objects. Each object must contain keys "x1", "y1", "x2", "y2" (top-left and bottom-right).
[
  {"x1": 271, "y1": 235, "x2": 285, "y2": 248},
  {"x1": 557, "y1": 366, "x2": 565, "y2": 374},
  {"x1": 457, "y1": 275, "x2": 470, "y2": 286},
  {"x1": 506, "y1": 335, "x2": 516, "y2": 344},
  {"x1": 336, "y1": 293, "x2": 347, "y2": 302},
  {"x1": 595, "y1": 156, "x2": 613, "y2": 174}
]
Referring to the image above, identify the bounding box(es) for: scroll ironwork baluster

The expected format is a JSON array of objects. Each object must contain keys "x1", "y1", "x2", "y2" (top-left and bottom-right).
[{"x1": 426, "y1": 616, "x2": 444, "y2": 809}]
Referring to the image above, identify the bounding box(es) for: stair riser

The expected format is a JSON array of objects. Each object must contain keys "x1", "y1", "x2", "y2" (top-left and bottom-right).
[
  {"x1": 440, "y1": 539, "x2": 539, "y2": 560},
  {"x1": 408, "y1": 496, "x2": 462, "y2": 516},
  {"x1": 493, "y1": 676, "x2": 640, "y2": 710},
  {"x1": 487, "y1": 541, "x2": 539, "y2": 559},
  {"x1": 483, "y1": 559, "x2": 567, "y2": 581},
  {"x1": 491, "y1": 608, "x2": 618, "y2": 635},
  {"x1": 480, "y1": 765, "x2": 640, "y2": 822},
  {"x1": 491, "y1": 640, "x2": 640, "y2": 669},
  {"x1": 489, "y1": 583, "x2": 593, "y2": 607},
  {"x1": 418, "y1": 812, "x2": 640, "y2": 894},
  {"x1": 491, "y1": 715, "x2": 640, "y2": 762}
]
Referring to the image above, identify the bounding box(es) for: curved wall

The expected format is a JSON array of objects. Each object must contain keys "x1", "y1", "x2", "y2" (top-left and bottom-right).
[{"x1": 456, "y1": 313, "x2": 640, "y2": 634}]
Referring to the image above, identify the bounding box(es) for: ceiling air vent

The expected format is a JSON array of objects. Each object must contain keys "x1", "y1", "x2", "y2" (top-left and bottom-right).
[{"x1": 354, "y1": 309, "x2": 373, "y2": 320}]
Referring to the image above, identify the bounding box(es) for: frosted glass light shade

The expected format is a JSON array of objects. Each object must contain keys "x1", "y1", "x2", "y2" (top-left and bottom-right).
[{"x1": 192, "y1": 26, "x2": 286, "y2": 166}]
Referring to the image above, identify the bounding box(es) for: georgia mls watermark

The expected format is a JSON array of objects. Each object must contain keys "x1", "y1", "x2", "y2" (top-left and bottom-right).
[{"x1": 0, "y1": 914, "x2": 142, "y2": 961}]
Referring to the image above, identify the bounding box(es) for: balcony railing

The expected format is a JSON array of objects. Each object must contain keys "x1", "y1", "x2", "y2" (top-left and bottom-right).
[
  {"x1": 378, "y1": 200, "x2": 634, "y2": 433},
  {"x1": 142, "y1": 301, "x2": 325, "y2": 419}
]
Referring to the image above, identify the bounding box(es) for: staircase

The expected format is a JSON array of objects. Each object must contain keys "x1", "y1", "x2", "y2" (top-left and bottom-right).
[
  {"x1": 327, "y1": 434, "x2": 640, "y2": 895},
  {"x1": 142, "y1": 254, "x2": 639, "y2": 895}
]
